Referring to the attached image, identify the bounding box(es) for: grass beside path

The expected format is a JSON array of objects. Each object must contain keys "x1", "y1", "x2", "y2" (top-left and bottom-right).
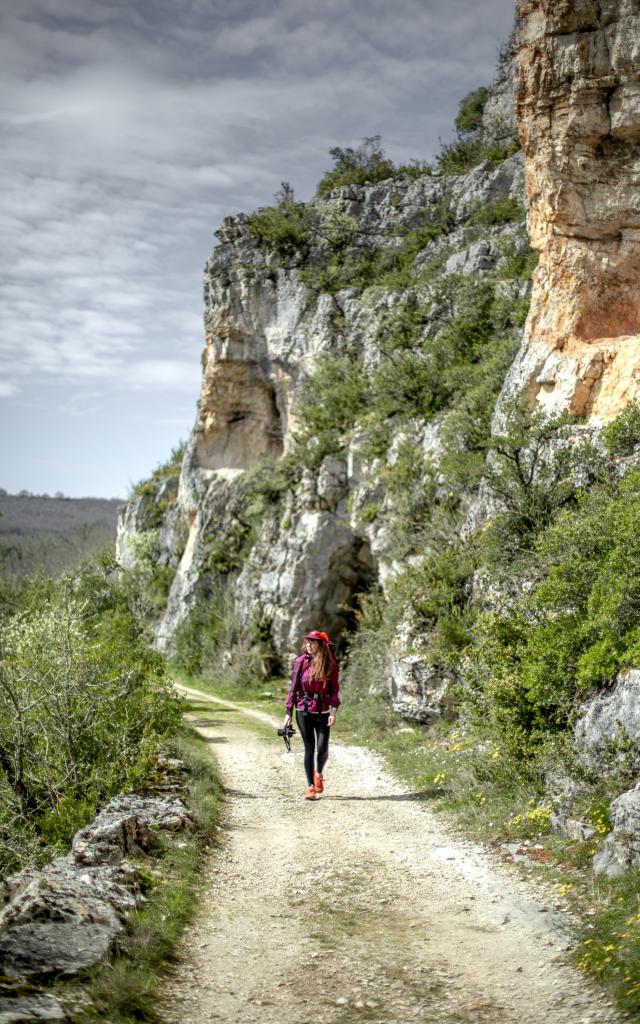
[
  {"x1": 176, "y1": 670, "x2": 640, "y2": 1020},
  {"x1": 58, "y1": 725, "x2": 223, "y2": 1024}
]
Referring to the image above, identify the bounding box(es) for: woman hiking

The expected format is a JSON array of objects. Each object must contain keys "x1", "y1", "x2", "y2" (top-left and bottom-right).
[{"x1": 284, "y1": 630, "x2": 340, "y2": 800}]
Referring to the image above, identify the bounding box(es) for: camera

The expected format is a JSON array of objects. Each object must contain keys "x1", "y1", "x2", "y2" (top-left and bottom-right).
[
  {"x1": 277, "y1": 726, "x2": 296, "y2": 738},
  {"x1": 277, "y1": 724, "x2": 296, "y2": 751}
]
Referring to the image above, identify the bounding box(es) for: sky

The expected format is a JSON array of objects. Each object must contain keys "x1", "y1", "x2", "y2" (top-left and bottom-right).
[{"x1": 1, "y1": 0, "x2": 516, "y2": 499}]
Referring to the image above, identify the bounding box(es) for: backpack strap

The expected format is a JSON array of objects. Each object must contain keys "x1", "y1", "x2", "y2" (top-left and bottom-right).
[{"x1": 292, "y1": 656, "x2": 305, "y2": 713}]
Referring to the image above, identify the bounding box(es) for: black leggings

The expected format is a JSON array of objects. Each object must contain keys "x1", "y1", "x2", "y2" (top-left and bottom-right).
[{"x1": 295, "y1": 711, "x2": 331, "y2": 786}]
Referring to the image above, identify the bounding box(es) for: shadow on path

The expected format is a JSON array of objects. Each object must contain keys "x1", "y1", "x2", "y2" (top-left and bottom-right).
[{"x1": 327, "y1": 792, "x2": 436, "y2": 803}]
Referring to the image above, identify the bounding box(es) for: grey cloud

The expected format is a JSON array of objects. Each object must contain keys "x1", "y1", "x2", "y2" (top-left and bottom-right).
[{"x1": 1, "y1": 0, "x2": 515, "y2": 493}]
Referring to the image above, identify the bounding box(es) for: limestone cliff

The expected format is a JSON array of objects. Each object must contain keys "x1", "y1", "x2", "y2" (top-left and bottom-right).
[
  {"x1": 502, "y1": 0, "x2": 640, "y2": 422},
  {"x1": 118, "y1": 52, "x2": 530, "y2": 719},
  {"x1": 115, "y1": 3, "x2": 640, "y2": 892}
]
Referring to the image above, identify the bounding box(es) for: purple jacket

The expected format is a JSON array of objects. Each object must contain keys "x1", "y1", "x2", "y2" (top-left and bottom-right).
[{"x1": 285, "y1": 653, "x2": 341, "y2": 715}]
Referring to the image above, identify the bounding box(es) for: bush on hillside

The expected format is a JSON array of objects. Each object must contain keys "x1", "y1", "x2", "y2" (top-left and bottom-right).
[
  {"x1": 481, "y1": 404, "x2": 601, "y2": 563},
  {"x1": 455, "y1": 87, "x2": 489, "y2": 134},
  {"x1": 437, "y1": 85, "x2": 520, "y2": 175},
  {"x1": 173, "y1": 583, "x2": 268, "y2": 684},
  {"x1": 132, "y1": 441, "x2": 185, "y2": 500},
  {"x1": 316, "y1": 136, "x2": 396, "y2": 197},
  {"x1": 470, "y1": 440, "x2": 640, "y2": 757},
  {"x1": 0, "y1": 558, "x2": 180, "y2": 875},
  {"x1": 248, "y1": 183, "x2": 311, "y2": 260},
  {"x1": 602, "y1": 399, "x2": 640, "y2": 457}
]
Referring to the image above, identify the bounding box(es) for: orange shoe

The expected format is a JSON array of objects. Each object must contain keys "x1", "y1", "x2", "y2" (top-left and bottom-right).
[
  {"x1": 305, "y1": 785, "x2": 317, "y2": 800},
  {"x1": 313, "y1": 771, "x2": 324, "y2": 793}
]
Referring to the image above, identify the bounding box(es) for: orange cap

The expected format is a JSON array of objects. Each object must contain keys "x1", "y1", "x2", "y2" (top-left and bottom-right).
[{"x1": 304, "y1": 630, "x2": 331, "y2": 643}]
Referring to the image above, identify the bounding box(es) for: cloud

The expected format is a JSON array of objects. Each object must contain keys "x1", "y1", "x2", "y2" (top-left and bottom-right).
[
  {"x1": 125, "y1": 358, "x2": 202, "y2": 391},
  {"x1": 0, "y1": 0, "x2": 516, "y2": 492},
  {"x1": 0, "y1": 380, "x2": 19, "y2": 398}
]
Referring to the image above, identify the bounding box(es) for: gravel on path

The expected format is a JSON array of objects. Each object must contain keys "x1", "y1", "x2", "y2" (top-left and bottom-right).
[{"x1": 159, "y1": 686, "x2": 620, "y2": 1024}]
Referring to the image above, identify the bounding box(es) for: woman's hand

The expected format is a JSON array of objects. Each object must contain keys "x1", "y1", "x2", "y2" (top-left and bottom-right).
[
  {"x1": 283, "y1": 714, "x2": 292, "y2": 727},
  {"x1": 328, "y1": 710, "x2": 337, "y2": 727}
]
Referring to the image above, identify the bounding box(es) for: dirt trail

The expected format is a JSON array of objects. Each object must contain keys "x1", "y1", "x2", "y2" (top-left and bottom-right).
[{"x1": 161, "y1": 686, "x2": 619, "y2": 1024}]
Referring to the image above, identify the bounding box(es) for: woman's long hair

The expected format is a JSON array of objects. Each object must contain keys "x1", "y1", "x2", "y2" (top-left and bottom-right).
[{"x1": 300, "y1": 639, "x2": 337, "y2": 690}]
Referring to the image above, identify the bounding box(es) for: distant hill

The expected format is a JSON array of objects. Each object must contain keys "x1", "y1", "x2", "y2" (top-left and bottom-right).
[{"x1": 0, "y1": 493, "x2": 123, "y2": 578}]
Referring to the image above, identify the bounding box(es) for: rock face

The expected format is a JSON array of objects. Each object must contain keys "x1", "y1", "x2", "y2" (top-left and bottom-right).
[
  {"x1": 593, "y1": 789, "x2": 640, "y2": 878},
  {"x1": 116, "y1": 5, "x2": 640, "y2": 722},
  {"x1": 0, "y1": 995, "x2": 68, "y2": 1023},
  {"x1": 116, "y1": 57, "x2": 528, "y2": 722},
  {"x1": 574, "y1": 669, "x2": 640, "y2": 770},
  {"x1": 502, "y1": 0, "x2": 640, "y2": 423}
]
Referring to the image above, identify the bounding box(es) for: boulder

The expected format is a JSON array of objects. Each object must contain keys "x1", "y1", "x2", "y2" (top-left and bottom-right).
[
  {"x1": 574, "y1": 669, "x2": 640, "y2": 770},
  {"x1": 72, "y1": 794, "x2": 192, "y2": 866},
  {"x1": 72, "y1": 814, "x2": 155, "y2": 867},
  {"x1": 389, "y1": 649, "x2": 458, "y2": 723},
  {"x1": 102, "y1": 792, "x2": 192, "y2": 831},
  {"x1": 0, "y1": 994, "x2": 68, "y2": 1023},
  {"x1": 593, "y1": 789, "x2": 640, "y2": 878},
  {"x1": 546, "y1": 771, "x2": 597, "y2": 841},
  {"x1": 0, "y1": 793, "x2": 192, "y2": 981},
  {"x1": 0, "y1": 857, "x2": 134, "y2": 980}
]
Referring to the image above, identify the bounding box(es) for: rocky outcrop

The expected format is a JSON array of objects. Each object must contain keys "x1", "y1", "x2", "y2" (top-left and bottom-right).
[
  {"x1": 0, "y1": 792, "x2": 190, "y2": 987},
  {"x1": 117, "y1": 53, "x2": 529, "y2": 718},
  {"x1": 593, "y1": 788, "x2": 640, "y2": 878},
  {"x1": 389, "y1": 651, "x2": 458, "y2": 722},
  {"x1": 140, "y1": 150, "x2": 526, "y2": 665},
  {"x1": 574, "y1": 669, "x2": 640, "y2": 771},
  {"x1": 0, "y1": 995, "x2": 68, "y2": 1023},
  {"x1": 501, "y1": 0, "x2": 640, "y2": 423}
]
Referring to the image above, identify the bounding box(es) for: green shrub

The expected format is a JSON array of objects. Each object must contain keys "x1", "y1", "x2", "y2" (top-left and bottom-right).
[
  {"x1": 316, "y1": 136, "x2": 396, "y2": 197},
  {"x1": 125, "y1": 531, "x2": 179, "y2": 617},
  {"x1": 436, "y1": 85, "x2": 520, "y2": 175},
  {"x1": 132, "y1": 442, "x2": 185, "y2": 501},
  {"x1": 482, "y1": 404, "x2": 600, "y2": 562},
  {"x1": 0, "y1": 562, "x2": 180, "y2": 865},
  {"x1": 495, "y1": 237, "x2": 539, "y2": 281},
  {"x1": 343, "y1": 590, "x2": 395, "y2": 704},
  {"x1": 382, "y1": 438, "x2": 439, "y2": 555},
  {"x1": 0, "y1": 777, "x2": 40, "y2": 878},
  {"x1": 248, "y1": 183, "x2": 310, "y2": 260},
  {"x1": 471, "y1": 195, "x2": 525, "y2": 226},
  {"x1": 440, "y1": 334, "x2": 520, "y2": 487},
  {"x1": 482, "y1": 138, "x2": 521, "y2": 164},
  {"x1": 470, "y1": 461, "x2": 640, "y2": 755},
  {"x1": 602, "y1": 400, "x2": 640, "y2": 456},
  {"x1": 172, "y1": 584, "x2": 267, "y2": 685},
  {"x1": 437, "y1": 135, "x2": 484, "y2": 175},
  {"x1": 173, "y1": 585, "x2": 233, "y2": 678},
  {"x1": 455, "y1": 86, "x2": 489, "y2": 135},
  {"x1": 296, "y1": 352, "x2": 371, "y2": 464},
  {"x1": 437, "y1": 135, "x2": 521, "y2": 175},
  {"x1": 390, "y1": 544, "x2": 477, "y2": 666}
]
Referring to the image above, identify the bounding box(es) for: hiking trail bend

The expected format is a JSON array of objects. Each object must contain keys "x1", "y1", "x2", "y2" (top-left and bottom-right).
[{"x1": 161, "y1": 684, "x2": 620, "y2": 1024}]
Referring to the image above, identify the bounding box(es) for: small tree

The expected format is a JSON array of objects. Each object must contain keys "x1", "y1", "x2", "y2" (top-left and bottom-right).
[
  {"x1": 248, "y1": 182, "x2": 311, "y2": 259},
  {"x1": 482, "y1": 403, "x2": 599, "y2": 561},
  {"x1": 316, "y1": 136, "x2": 396, "y2": 197},
  {"x1": 455, "y1": 86, "x2": 489, "y2": 135}
]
